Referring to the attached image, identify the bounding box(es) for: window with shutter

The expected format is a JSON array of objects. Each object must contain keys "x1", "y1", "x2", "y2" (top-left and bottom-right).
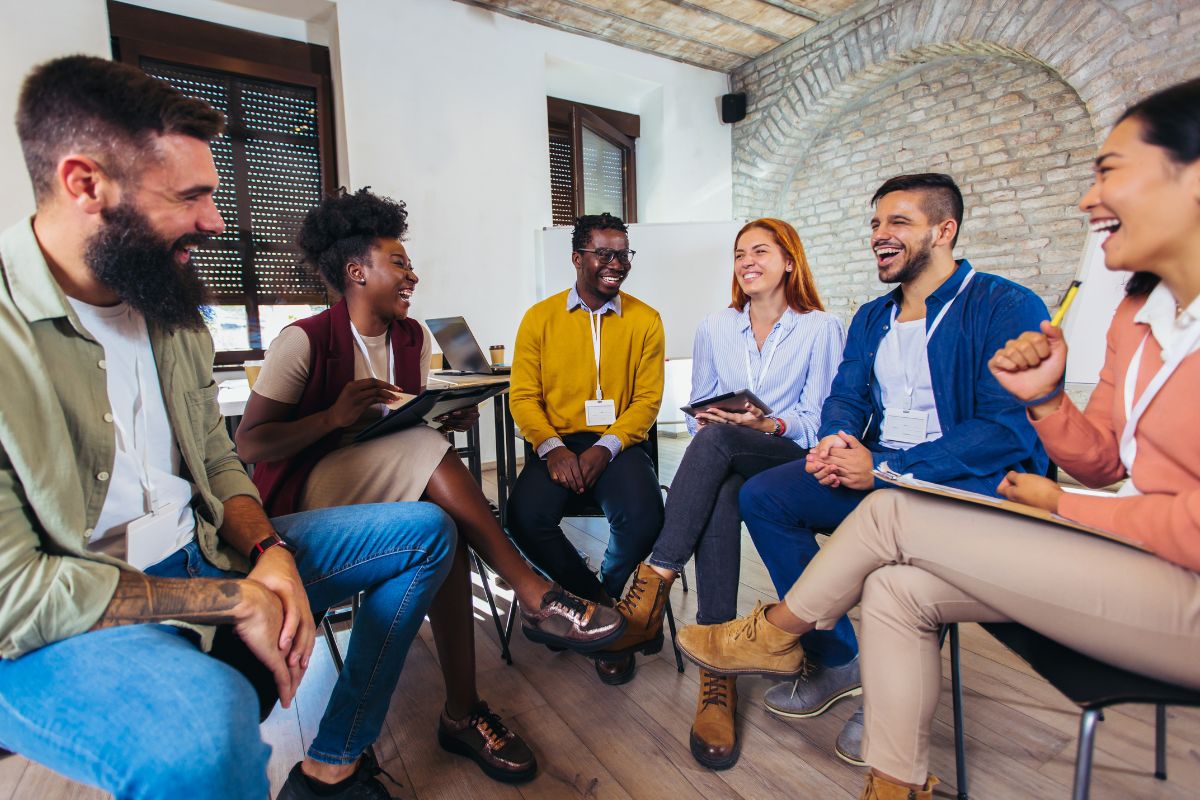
[
  {"x1": 109, "y1": 1, "x2": 336, "y2": 365},
  {"x1": 547, "y1": 98, "x2": 638, "y2": 226}
]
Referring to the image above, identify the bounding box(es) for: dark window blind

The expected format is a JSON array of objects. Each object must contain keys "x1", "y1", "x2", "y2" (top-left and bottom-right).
[
  {"x1": 141, "y1": 60, "x2": 327, "y2": 348},
  {"x1": 549, "y1": 131, "x2": 575, "y2": 227}
]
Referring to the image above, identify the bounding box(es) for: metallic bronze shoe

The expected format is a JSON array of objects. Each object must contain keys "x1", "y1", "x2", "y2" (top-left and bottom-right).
[
  {"x1": 520, "y1": 583, "x2": 625, "y2": 653},
  {"x1": 689, "y1": 669, "x2": 739, "y2": 770},
  {"x1": 437, "y1": 701, "x2": 537, "y2": 784}
]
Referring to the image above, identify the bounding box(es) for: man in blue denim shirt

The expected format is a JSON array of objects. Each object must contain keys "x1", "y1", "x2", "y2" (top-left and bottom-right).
[{"x1": 734, "y1": 173, "x2": 1048, "y2": 765}]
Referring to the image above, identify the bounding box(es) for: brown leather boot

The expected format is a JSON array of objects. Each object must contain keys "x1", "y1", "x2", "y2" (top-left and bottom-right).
[
  {"x1": 859, "y1": 772, "x2": 940, "y2": 799},
  {"x1": 598, "y1": 563, "x2": 669, "y2": 659},
  {"x1": 690, "y1": 669, "x2": 739, "y2": 770},
  {"x1": 677, "y1": 601, "x2": 805, "y2": 677}
]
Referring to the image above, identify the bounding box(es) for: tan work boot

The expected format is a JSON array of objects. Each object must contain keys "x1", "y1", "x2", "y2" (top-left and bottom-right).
[
  {"x1": 602, "y1": 563, "x2": 669, "y2": 657},
  {"x1": 690, "y1": 669, "x2": 739, "y2": 770},
  {"x1": 859, "y1": 772, "x2": 940, "y2": 799},
  {"x1": 677, "y1": 601, "x2": 805, "y2": 677}
]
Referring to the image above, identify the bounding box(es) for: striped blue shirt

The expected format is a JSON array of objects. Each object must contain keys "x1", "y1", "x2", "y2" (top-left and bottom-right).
[{"x1": 688, "y1": 304, "x2": 845, "y2": 446}]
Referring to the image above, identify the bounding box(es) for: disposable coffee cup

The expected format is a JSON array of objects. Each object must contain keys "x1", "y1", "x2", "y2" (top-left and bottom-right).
[
  {"x1": 489, "y1": 345, "x2": 505, "y2": 366},
  {"x1": 243, "y1": 359, "x2": 264, "y2": 389},
  {"x1": 430, "y1": 352, "x2": 444, "y2": 370}
]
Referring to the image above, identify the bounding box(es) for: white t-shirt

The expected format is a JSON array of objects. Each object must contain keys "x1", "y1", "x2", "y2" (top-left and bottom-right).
[
  {"x1": 67, "y1": 299, "x2": 196, "y2": 567},
  {"x1": 874, "y1": 318, "x2": 943, "y2": 450}
]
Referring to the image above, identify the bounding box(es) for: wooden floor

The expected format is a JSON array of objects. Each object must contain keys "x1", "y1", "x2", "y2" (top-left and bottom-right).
[{"x1": 6, "y1": 436, "x2": 1198, "y2": 799}]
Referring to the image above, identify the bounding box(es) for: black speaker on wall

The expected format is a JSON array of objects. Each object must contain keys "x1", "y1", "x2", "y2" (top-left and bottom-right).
[{"x1": 721, "y1": 92, "x2": 747, "y2": 124}]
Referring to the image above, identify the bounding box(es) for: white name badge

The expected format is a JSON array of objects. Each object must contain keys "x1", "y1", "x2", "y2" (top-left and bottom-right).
[
  {"x1": 584, "y1": 399, "x2": 617, "y2": 426},
  {"x1": 125, "y1": 501, "x2": 184, "y2": 570},
  {"x1": 882, "y1": 408, "x2": 928, "y2": 444}
]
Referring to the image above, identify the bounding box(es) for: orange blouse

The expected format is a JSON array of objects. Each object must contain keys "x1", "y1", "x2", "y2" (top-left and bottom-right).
[{"x1": 1031, "y1": 294, "x2": 1200, "y2": 573}]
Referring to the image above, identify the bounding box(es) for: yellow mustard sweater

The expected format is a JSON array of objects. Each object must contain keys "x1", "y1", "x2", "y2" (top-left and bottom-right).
[{"x1": 510, "y1": 289, "x2": 665, "y2": 450}]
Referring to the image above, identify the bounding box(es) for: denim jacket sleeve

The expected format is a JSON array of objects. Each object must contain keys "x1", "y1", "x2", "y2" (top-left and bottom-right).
[
  {"x1": 818, "y1": 304, "x2": 875, "y2": 441},
  {"x1": 876, "y1": 286, "x2": 1050, "y2": 484}
]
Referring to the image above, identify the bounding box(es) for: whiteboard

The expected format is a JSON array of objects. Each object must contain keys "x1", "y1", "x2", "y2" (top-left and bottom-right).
[
  {"x1": 536, "y1": 220, "x2": 748, "y2": 359},
  {"x1": 1061, "y1": 230, "x2": 1129, "y2": 384}
]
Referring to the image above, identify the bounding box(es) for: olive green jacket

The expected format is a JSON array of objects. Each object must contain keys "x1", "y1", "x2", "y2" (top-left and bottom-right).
[{"x1": 0, "y1": 218, "x2": 260, "y2": 658}]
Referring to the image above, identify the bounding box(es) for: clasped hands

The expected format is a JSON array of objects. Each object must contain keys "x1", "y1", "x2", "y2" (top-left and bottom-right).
[{"x1": 546, "y1": 444, "x2": 610, "y2": 494}]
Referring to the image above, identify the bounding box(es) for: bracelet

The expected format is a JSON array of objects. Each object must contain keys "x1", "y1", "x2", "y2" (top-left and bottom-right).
[
  {"x1": 777, "y1": 417, "x2": 787, "y2": 437},
  {"x1": 1022, "y1": 381, "x2": 1065, "y2": 408}
]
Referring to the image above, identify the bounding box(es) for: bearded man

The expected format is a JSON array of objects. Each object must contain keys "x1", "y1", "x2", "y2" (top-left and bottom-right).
[
  {"x1": 727, "y1": 173, "x2": 1050, "y2": 767},
  {"x1": 0, "y1": 55, "x2": 458, "y2": 800}
]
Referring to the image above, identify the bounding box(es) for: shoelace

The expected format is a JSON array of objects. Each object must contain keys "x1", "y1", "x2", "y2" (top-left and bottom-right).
[
  {"x1": 546, "y1": 588, "x2": 589, "y2": 625},
  {"x1": 355, "y1": 751, "x2": 402, "y2": 796},
  {"x1": 699, "y1": 672, "x2": 730, "y2": 710},
  {"x1": 470, "y1": 707, "x2": 514, "y2": 750},
  {"x1": 729, "y1": 604, "x2": 765, "y2": 642},
  {"x1": 787, "y1": 661, "x2": 818, "y2": 697},
  {"x1": 615, "y1": 574, "x2": 647, "y2": 616}
]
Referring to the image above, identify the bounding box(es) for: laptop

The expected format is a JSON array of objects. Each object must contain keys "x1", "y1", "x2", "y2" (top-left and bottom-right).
[{"x1": 425, "y1": 316, "x2": 511, "y2": 375}]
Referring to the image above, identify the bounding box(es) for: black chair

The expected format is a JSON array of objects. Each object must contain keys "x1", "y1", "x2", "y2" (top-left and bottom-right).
[
  {"x1": 502, "y1": 424, "x2": 687, "y2": 673},
  {"x1": 945, "y1": 621, "x2": 1200, "y2": 800}
]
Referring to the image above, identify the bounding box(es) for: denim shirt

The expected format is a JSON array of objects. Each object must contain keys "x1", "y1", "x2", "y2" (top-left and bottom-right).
[{"x1": 819, "y1": 259, "x2": 1050, "y2": 496}]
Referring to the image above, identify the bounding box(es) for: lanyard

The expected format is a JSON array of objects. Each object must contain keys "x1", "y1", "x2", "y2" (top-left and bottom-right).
[
  {"x1": 588, "y1": 310, "x2": 604, "y2": 401},
  {"x1": 350, "y1": 323, "x2": 394, "y2": 412},
  {"x1": 744, "y1": 322, "x2": 783, "y2": 395},
  {"x1": 110, "y1": 318, "x2": 160, "y2": 513},
  {"x1": 1119, "y1": 323, "x2": 1200, "y2": 491},
  {"x1": 887, "y1": 269, "x2": 975, "y2": 409}
]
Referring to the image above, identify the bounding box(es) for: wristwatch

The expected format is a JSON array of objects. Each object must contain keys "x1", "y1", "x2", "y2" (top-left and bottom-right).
[{"x1": 250, "y1": 532, "x2": 297, "y2": 566}]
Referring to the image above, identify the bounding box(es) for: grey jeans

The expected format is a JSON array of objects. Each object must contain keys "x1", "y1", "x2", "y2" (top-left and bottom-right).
[{"x1": 649, "y1": 423, "x2": 805, "y2": 623}]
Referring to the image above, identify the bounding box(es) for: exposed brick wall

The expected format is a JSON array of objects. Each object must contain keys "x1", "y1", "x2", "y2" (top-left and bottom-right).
[{"x1": 731, "y1": 0, "x2": 1200, "y2": 318}]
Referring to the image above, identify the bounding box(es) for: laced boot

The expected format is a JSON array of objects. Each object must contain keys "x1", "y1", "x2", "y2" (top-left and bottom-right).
[
  {"x1": 677, "y1": 601, "x2": 805, "y2": 677},
  {"x1": 689, "y1": 669, "x2": 739, "y2": 770},
  {"x1": 859, "y1": 772, "x2": 940, "y2": 800}
]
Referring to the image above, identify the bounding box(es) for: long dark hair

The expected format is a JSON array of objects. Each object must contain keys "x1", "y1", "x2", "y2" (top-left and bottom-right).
[{"x1": 1116, "y1": 78, "x2": 1200, "y2": 296}]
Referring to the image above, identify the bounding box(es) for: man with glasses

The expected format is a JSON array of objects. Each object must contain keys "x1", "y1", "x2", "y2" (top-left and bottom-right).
[{"x1": 507, "y1": 212, "x2": 665, "y2": 683}]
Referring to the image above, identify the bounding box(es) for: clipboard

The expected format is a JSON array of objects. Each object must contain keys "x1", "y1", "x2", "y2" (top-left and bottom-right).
[
  {"x1": 873, "y1": 463, "x2": 1147, "y2": 552},
  {"x1": 681, "y1": 389, "x2": 773, "y2": 418},
  {"x1": 354, "y1": 382, "x2": 508, "y2": 443}
]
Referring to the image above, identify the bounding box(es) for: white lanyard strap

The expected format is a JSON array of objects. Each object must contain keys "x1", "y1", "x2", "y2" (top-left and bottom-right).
[
  {"x1": 744, "y1": 323, "x2": 783, "y2": 395},
  {"x1": 350, "y1": 324, "x2": 395, "y2": 385},
  {"x1": 589, "y1": 310, "x2": 604, "y2": 401},
  {"x1": 887, "y1": 269, "x2": 975, "y2": 408},
  {"x1": 1120, "y1": 323, "x2": 1200, "y2": 475}
]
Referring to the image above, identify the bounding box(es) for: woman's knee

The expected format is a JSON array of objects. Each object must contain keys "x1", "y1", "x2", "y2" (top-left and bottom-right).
[{"x1": 861, "y1": 565, "x2": 944, "y2": 633}]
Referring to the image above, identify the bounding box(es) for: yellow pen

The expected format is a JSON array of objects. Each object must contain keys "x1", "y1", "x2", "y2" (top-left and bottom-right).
[{"x1": 1050, "y1": 280, "x2": 1081, "y2": 327}]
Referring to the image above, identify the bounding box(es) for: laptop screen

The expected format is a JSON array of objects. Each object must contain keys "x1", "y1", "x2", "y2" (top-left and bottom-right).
[{"x1": 426, "y1": 316, "x2": 490, "y2": 373}]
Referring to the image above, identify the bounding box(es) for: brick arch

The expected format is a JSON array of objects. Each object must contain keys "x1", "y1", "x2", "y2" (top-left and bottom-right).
[{"x1": 731, "y1": 0, "x2": 1199, "y2": 220}]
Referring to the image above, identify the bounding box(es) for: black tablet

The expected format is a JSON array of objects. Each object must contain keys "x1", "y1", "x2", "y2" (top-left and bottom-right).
[
  {"x1": 680, "y1": 389, "x2": 773, "y2": 418},
  {"x1": 354, "y1": 382, "x2": 507, "y2": 443}
]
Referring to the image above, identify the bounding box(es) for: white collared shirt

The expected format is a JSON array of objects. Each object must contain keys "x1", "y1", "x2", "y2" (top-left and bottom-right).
[{"x1": 1133, "y1": 282, "x2": 1200, "y2": 362}]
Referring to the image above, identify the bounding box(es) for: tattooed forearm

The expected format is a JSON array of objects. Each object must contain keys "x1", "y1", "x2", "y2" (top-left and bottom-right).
[{"x1": 91, "y1": 571, "x2": 246, "y2": 630}]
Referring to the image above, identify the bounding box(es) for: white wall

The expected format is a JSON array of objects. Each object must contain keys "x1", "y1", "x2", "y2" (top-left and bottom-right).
[{"x1": 0, "y1": 0, "x2": 112, "y2": 224}]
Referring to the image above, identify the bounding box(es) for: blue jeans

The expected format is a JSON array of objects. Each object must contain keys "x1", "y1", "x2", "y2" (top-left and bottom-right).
[
  {"x1": 739, "y1": 462, "x2": 866, "y2": 667},
  {"x1": 0, "y1": 502, "x2": 454, "y2": 799}
]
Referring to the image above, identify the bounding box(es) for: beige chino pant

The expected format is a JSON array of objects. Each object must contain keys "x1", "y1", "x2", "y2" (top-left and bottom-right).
[{"x1": 783, "y1": 489, "x2": 1200, "y2": 785}]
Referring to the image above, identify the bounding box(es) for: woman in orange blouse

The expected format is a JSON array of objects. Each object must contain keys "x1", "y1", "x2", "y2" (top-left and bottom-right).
[{"x1": 673, "y1": 78, "x2": 1200, "y2": 800}]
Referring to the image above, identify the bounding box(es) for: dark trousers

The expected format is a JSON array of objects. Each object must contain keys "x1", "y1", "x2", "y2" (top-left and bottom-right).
[
  {"x1": 739, "y1": 461, "x2": 868, "y2": 667},
  {"x1": 648, "y1": 424, "x2": 806, "y2": 624},
  {"x1": 506, "y1": 432, "x2": 664, "y2": 602}
]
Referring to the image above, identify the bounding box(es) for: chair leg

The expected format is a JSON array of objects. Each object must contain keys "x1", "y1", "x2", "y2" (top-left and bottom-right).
[
  {"x1": 321, "y1": 614, "x2": 345, "y2": 673},
  {"x1": 679, "y1": 568, "x2": 689, "y2": 594},
  {"x1": 1154, "y1": 704, "x2": 1168, "y2": 780},
  {"x1": 470, "y1": 550, "x2": 513, "y2": 665},
  {"x1": 664, "y1": 597, "x2": 684, "y2": 674},
  {"x1": 949, "y1": 623, "x2": 969, "y2": 800},
  {"x1": 1072, "y1": 709, "x2": 1101, "y2": 800}
]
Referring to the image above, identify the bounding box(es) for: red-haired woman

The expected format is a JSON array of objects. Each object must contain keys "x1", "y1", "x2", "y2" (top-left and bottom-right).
[{"x1": 595, "y1": 218, "x2": 844, "y2": 767}]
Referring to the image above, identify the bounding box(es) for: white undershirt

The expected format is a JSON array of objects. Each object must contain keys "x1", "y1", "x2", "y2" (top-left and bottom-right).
[
  {"x1": 875, "y1": 318, "x2": 943, "y2": 450},
  {"x1": 67, "y1": 298, "x2": 196, "y2": 564}
]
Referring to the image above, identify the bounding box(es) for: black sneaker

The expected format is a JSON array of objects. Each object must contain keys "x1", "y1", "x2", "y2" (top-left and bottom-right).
[
  {"x1": 437, "y1": 701, "x2": 537, "y2": 783},
  {"x1": 275, "y1": 750, "x2": 400, "y2": 799}
]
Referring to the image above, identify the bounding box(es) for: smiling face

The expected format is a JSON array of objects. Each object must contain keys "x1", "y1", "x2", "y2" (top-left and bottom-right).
[
  {"x1": 572, "y1": 227, "x2": 630, "y2": 304},
  {"x1": 1079, "y1": 116, "x2": 1200, "y2": 274},
  {"x1": 351, "y1": 238, "x2": 417, "y2": 321},
  {"x1": 869, "y1": 190, "x2": 945, "y2": 285},
  {"x1": 734, "y1": 227, "x2": 791, "y2": 299}
]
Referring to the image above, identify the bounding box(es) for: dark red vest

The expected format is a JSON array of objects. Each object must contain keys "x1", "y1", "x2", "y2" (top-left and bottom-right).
[{"x1": 251, "y1": 300, "x2": 424, "y2": 516}]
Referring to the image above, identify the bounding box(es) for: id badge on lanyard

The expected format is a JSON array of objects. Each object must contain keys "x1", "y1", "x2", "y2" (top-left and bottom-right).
[{"x1": 585, "y1": 310, "x2": 616, "y2": 425}]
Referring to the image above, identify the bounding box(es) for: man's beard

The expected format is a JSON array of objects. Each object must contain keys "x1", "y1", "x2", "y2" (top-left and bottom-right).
[
  {"x1": 84, "y1": 202, "x2": 211, "y2": 332},
  {"x1": 879, "y1": 232, "x2": 933, "y2": 285}
]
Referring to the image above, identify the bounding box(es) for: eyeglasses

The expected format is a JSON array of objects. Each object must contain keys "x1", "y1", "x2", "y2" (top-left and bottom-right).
[{"x1": 577, "y1": 248, "x2": 636, "y2": 265}]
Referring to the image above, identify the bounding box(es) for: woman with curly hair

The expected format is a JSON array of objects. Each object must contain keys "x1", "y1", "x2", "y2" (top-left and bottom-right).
[{"x1": 235, "y1": 188, "x2": 624, "y2": 788}]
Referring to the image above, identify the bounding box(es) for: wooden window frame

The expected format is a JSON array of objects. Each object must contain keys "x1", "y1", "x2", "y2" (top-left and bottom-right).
[
  {"x1": 108, "y1": 1, "x2": 338, "y2": 366},
  {"x1": 547, "y1": 97, "x2": 638, "y2": 224}
]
